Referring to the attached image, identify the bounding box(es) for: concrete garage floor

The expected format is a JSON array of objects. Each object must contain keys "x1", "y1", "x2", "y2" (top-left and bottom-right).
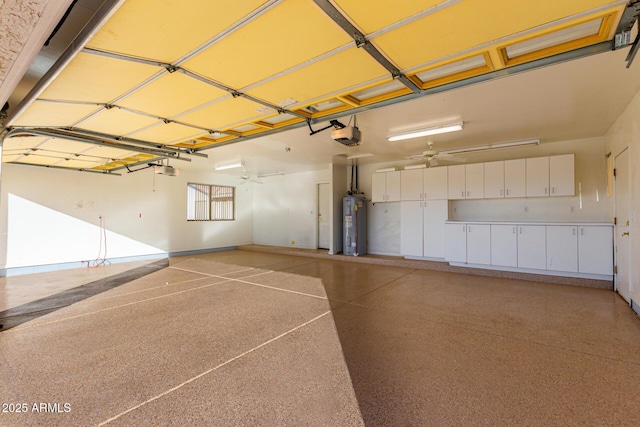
[{"x1": 1, "y1": 248, "x2": 640, "y2": 426}]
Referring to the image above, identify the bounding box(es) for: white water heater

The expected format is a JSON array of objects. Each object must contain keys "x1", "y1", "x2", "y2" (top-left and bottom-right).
[{"x1": 343, "y1": 196, "x2": 366, "y2": 256}]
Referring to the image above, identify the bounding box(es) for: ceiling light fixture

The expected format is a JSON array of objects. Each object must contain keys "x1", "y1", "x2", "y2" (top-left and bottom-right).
[
  {"x1": 257, "y1": 171, "x2": 285, "y2": 178},
  {"x1": 387, "y1": 121, "x2": 463, "y2": 142},
  {"x1": 345, "y1": 153, "x2": 374, "y2": 160},
  {"x1": 214, "y1": 161, "x2": 244, "y2": 171},
  {"x1": 440, "y1": 139, "x2": 540, "y2": 155}
]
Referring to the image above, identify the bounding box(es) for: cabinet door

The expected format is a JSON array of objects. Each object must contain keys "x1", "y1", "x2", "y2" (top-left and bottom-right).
[
  {"x1": 423, "y1": 200, "x2": 448, "y2": 258},
  {"x1": 484, "y1": 161, "x2": 505, "y2": 199},
  {"x1": 491, "y1": 224, "x2": 518, "y2": 267},
  {"x1": 465, "y1": 163, "x2": 485, "y2": 199},
  {"x1": 423, "y1": 167, "x2": 448, "y2": 200},
  {"x1": 526, "y1": 157, "x2": 550, "y2": 197},
  {"x1": 504, "y1": 159, "x2": 526, "y2": 198},
  {"x1": 578, "y1": 226, "x2": 613, "y2": 275},
  {"x1": 546, "y1": 225, "x2": 578, "y2": 272},
  {"x1": 517, "y1": 225, "x2": 546, "y2": 269},
  {"x1": 549, "y1": 154, "x2": 575, "y2": 196},
  {"x1": 467, "y1": 224, "x2": 491, "y2": 264},
  {"x1": 386, "y1": 171, "x2": 401, "y2": 201},
  {"x1": 371, "y1": 173, "x2": 386, "y2": 202},
  {"x1": 400, "y1": 201, "x2": 423, "y2": 257},
  {"x1": 447, "y1": 165, "x2": 466, "y2": 200},
  {"x1": 445, "y1": 223, "x2": 467, "y2": 262},
  {"x1": 401, "y1": 169, "x2": 424, "y2": 201}
]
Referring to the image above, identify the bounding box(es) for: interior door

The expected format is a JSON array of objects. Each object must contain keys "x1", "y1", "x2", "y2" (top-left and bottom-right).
[
  {"x1": 317, "y1": 182, "x2": 331, "y2": 250},
  {"x1": 614, "y1": 148, "x2": 630, "y2": 302}
]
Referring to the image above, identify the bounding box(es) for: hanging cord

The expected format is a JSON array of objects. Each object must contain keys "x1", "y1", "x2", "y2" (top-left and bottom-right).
[{"x1": 88, "y1": 216, "x2": 110, "y2": 268}]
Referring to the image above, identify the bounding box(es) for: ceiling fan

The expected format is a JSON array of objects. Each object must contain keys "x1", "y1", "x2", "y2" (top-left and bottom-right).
[
  {"x1": 238, "y1": 169, "x2": 263, "y2": 185},
  {"x1": 407, "y1": 141, "x2": 466, "y2": 167}
]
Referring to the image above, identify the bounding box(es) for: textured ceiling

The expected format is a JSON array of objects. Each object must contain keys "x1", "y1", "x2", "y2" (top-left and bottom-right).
[{"x1": 1, "y1": 0, "x2": 634, "y2": 174}]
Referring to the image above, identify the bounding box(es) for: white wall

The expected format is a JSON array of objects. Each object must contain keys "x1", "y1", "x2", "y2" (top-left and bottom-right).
[
  {"x1": 0, "y1": 163, "x2": 253, "y2": 270},
  {"x1": 605, "y1": 88, "x2": 640, "y2": 306},
  {"x1": 330, "y1": 164, "x2": 347, "y2": 255},
  {"x1": 253, "y1": 169, "x2": 330, "y2": 249},
  {"x1": 355, "y1": 162, "x2": 402, "y2": 256},
  {"x1": 357, "y1": 137, "x2": 610, "y2": 256}
]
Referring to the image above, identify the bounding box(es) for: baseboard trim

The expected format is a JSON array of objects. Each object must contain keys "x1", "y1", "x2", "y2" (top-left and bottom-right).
[
  {"x1": 0, "y1": 253, "x2": 168, "y2": 277},
  {"x1": 168, "y1": 246, "x2": 237, "y2": 257},
  {"x1": 632, "y1": 299, "x2": 640, "y2": 316}
]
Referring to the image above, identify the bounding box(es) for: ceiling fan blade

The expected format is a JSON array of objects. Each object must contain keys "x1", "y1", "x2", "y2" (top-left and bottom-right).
[{"x1": 408, "y1": 153, "x2": 425, "y2": 159}]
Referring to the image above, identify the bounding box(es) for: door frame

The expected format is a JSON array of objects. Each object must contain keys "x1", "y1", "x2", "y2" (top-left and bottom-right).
[
  {"x1": 614, "y1": 147, "x2": 630, "y2": 303},
  {"x1": 316, "y1": 181, "x2": 330, "y2": 250}
]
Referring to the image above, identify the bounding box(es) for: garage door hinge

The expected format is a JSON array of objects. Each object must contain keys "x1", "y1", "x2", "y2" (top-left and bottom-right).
[
  {"x1": 614, "y1": 217, "x2": 617, "y2": 225},
  {"x1": 614, "y1": 265, "x2": 618, "y2": 274}
]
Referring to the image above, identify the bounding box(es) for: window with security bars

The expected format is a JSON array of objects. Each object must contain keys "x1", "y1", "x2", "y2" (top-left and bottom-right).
[{"x1": 187, "y1": 183, "x2": 235, "y2": 221}]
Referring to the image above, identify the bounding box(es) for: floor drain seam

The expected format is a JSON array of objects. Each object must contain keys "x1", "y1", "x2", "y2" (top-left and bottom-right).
[{"x1": 97, "y1": 310, "x2": 332, "y2": 426}]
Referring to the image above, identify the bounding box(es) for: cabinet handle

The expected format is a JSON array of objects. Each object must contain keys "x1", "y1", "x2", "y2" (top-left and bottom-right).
[
  {"x1": 519, "y1": 227, "x2": 523, "y2": 234},
  {"x1": 580, "y1": 228, "x2": 584, "y2": 236},
  {"x1": 462, "y1": 191, "x2": 465, "y2": 198},
  {"x1": 467, "y1": 191, "x2": 470, "y2": 197},
  {"x1": 513, "y1": 227, "x2": 516, "y2": 234},
  {"x1": 552, "y1": 187, "x2": 556, "y2": 194},
  {"x1": 572, "y1": 228, "x2": 576, "y2": 236},
  {"x1": 545, "y1": 187, "x2": 548, "y2": 195},
  {"x1": 463, "y1": 225, "x2": 466, "y2": 232},
  {"x1": 506, "y1": 189, "x2": 510, "y2": 196},
  {"x1": 500, "y1": 189, "x2": 504, "y2": 196}
]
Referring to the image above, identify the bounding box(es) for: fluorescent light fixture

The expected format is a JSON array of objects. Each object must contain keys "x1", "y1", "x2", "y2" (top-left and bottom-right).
[
  {"x1": 346, "y1": 153, "x2": 374, "y2": 160},
  {"x1": 404, "y1": 164, "x2": 427, "y2": 170},
  {"x1": 375, "y1": 167, "x2": 400, "y2": 173},
  {"x1": 257, "y1": 171, "x2": 285, "y2": 178},
  {"x1": 387, "y1": 121, "x2": 463, "y2": 142},
  {"x1": 214, "y1": 161, "x2": 244, "y2": 171},
  {"x1": 441, "y1": 139, "x2": 540, "y2": 155}
]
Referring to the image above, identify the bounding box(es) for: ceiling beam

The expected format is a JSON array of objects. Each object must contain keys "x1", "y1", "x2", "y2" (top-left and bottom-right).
[{"x1": 312, "y1": 0, "x2": 421, "y2": 93}]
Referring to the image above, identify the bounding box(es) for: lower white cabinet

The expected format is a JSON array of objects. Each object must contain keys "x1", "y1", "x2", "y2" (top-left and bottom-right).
[
  {"x1": 517, "y1": 225, "x2": 546, "y2": 270},
  {"x1": 546, "y1": 225, "x2": 578, "y2": 272},
  {"x1": 466, "y1": 224, "x2": 491, "y2": 265},
  {"x1": 491, "y1": 225, "x2": 518, "y2": 267},
  {"x1": 401, "y1": 200, "x2": 448, "y2": 258},
  {"x1": 445, "y1": 222, "x2": 613, "y2": 278},
  {"x1": 444, "y1": 223, "x2": 467, "y2": 262},
  {"x1": 578, "y1": 226, "x2": 613, "y2": 275}
]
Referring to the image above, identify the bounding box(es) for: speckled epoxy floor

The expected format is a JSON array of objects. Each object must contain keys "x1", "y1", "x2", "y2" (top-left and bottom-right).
[{"x1": 1, "y1": 249, "x2": 639, "y2": 426}]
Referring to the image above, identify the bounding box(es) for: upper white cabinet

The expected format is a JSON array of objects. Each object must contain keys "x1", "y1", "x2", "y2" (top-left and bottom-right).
[
  {"x1": 447, "y1": 165, "x2": 466, "y2": 200},
  {"x1": 525, "y1": 155, "x2": 575, "y2": 198},
  {"x1": 484, "y1": 161, "x2": 505, "y2": 198},
  {"x1": 372, "y1": 171, "x2": 401, "y2": 202},
  {"x1": 578, "y1": 226, "x2": 613, "y2": 275},
  {"x1": 423, "y1": 167, "x2": 448, "y2": 200},
  {"x1": 549, "y1": 154, "x2": 575, "y2": 196},
  {"x1": 504, "y1": 159, "x2": 526, "y2": 198},
  {"x1": 525, "y1": 157, "x2": 550, "y2": 197},
  {"x1": 546, "y1": 225, "x2": 578, "y2": 272},
  {"x1": 465, "y1": 164, "x2": 485, "y2": 199},
  {"x1": 400, "y1": 169, "x2": 424, "y2": 201}
]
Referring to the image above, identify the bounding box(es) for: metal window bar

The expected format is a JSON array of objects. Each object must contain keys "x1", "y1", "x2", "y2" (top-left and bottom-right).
[
  {"x1": 211, "y1": 185, "x2": 235, "y2": 221},
  {"x1": 187, "y1": 183, "x2": 210, "y2": 220}
]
